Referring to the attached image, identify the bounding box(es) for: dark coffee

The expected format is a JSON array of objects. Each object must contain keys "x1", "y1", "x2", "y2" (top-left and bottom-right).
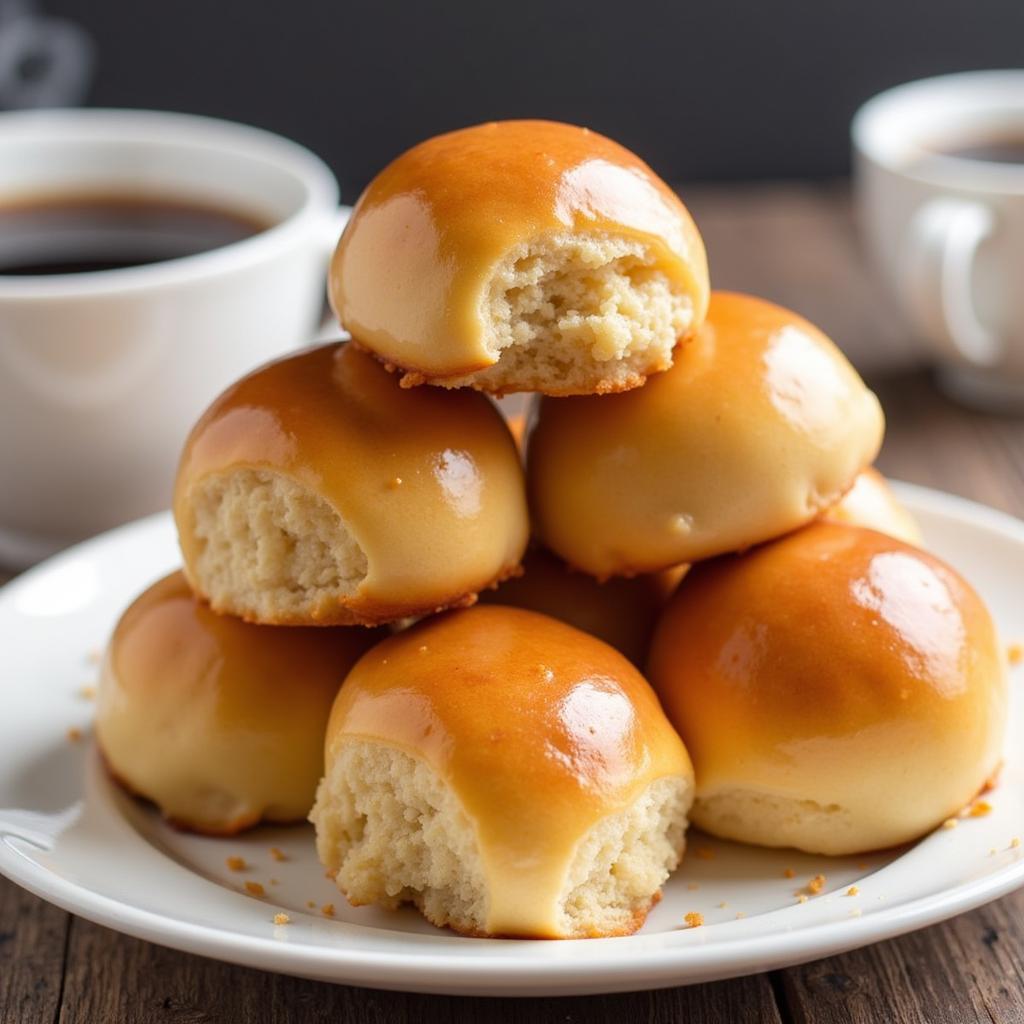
[
  {"x1": 931, "y1": 132, "x2": 1024, "y2": 165},
  {"x1": 0, "y1": 193, "x2": 271, "y2": 276}
]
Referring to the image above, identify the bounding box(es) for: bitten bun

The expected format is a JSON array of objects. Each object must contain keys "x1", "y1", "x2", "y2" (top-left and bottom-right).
[
  {"x1": 96, "y1": 572, "x2": 381, "y2": 834},
  {"x1": 480, "y1": 546, "x2": 685, "y2": 665},
  {"x1": 311, "y1": 606, "x2": 693, "y2": 938},
  {"x1": 331, "y1": 120, "x2": 709, "y2": 395},
  {"x1": 648, "y1": 523, "x2": 1006, "y2": 855},
  {"x1": 174, "y1": 342, "x2": 529, "y2": 626},
  {"x1": 824, "y1": 467, "x2": 922, "y2": 545},
  {"x1": 528, "y1": 292, "x2": 885, "y2": 577}
]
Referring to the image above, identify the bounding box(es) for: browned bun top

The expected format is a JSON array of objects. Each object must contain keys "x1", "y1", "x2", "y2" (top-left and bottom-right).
[
  {"x1": 648, "y1": 522, "x2": 1006, "y2": 853},
  {"x1": 331, "y1": 120, "x2": 709, "y2": 383},
  {"x1": 174, "y1": 342, "x2": 529, "y2": 625},
  {"x1": 528, "y1": 291, "x2": 885, "y2": 577},
  {"x1": 96, "y1": 571, "x2": 382, "y2": 833}
]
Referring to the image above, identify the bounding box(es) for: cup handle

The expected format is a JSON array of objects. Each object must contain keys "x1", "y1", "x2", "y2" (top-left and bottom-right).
[
  {"x1": 903, "y1": 198, "x2": 1001, "y2": 367},
  {"x1": 314, "y1": 204, "x2": 352, "y2": 340}
]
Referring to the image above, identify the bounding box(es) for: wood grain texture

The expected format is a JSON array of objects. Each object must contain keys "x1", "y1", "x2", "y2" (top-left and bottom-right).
[
  {"x1": 0, "y1": 871, "x2": 69, "y2": 1023},
  {"x1": 55, "y1": 912, "x2": 781, "y2": 1024},
  {"x1": 2, "y1": 182, "x2": 1024, "y2": 1023},
  {"x1": 780, "y1": 887, "x2": 1024, "y2": 1024}
]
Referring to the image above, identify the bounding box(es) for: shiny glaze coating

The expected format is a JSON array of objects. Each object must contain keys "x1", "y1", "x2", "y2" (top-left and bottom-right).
[
  {"x1": 480, "y1": 546, "x2": 685, "y2": 665},
  {"x1": 527, "y1": 292, "x2": 885, "y2": 577},
  {"x1": 96, "y1": 572, "x2": 382, "y2": 834},
  {"x1": 175, "y1": 342, "x2": 529, "y2": 624},
  {"x1": 324, "y1": 605, "x2": 693, "y2": 937},
  {"x1": 648, "y1": 522, "x2": 1006, "y2": 852},
  {"x1": 330, "y1": 119, "x2": 709, "y2": 380},
  {"x1": 824, "y1": 467, "x2": 923, "y2": 545}
]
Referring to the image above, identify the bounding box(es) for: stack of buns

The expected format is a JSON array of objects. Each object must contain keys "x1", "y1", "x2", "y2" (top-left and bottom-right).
[{"x1": 96, "y1": 120, "x2": 1006, "y2": 939}]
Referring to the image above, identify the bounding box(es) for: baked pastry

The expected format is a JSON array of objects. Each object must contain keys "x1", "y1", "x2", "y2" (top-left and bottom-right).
[
  {"x1": 648, "y1": 522, "x2": 1006, "y2": 855},
  {"x1": 480, "y1": 546, "x2": 684, "y2": 664},
  {"x1": 527, "y1": 291, "x2": 885, "y2": 577},
  {"x1": 96, "y1": 571, "x2": 381, "y2": 834},
  {"x1": 311, "y1": 605, "x2": 693, "y2": 938},
  {"x1": 824, "y1": 467, "x2": 922, "y2": 545},
  {"x1": 330, "y1": 119, "x2": 709, "y2": 395},
  {"x1": 174, "y1": 342, "x2": 529, "y2": 626}
]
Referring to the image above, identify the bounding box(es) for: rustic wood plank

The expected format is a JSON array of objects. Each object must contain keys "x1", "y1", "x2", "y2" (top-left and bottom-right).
[
  {"x1": 57, "y1": 915, "x2": 782, "y2": 1024},
  {"x1": 780, "y1": 888, "x2": 1024, "y2": 1024},
  {"x1": 685, "y1": 181, "x2": 916, "y2": 374},
  {"x1": 872, "y1": 370, "x2": 1024, "y2": 516},
  {"x1": 0, "y1": 874, "x2": 69, "y2": 1023}
]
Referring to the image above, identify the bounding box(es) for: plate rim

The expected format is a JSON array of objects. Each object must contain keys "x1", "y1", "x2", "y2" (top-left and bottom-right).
[{"x1": 2, "y1": 482, "x2": 1024, "y2": 995}]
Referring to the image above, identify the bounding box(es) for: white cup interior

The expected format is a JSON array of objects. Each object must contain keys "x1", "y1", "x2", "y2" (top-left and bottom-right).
[
  {"x1": 0, "y1": 109, "x2": 338, "y2": 295},
  {"x1": 852, "y1": 70, "x2": 1024, "y2": 194}
]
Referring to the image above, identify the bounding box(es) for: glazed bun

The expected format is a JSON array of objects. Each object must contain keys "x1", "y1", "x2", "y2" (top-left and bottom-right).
[
  {"x1": 331, "y1": 120, "x2": 709, "y2": 396},
  {"x1": 311, "y1": 606, "x2": 693, "y2": 938},
  {"x1": 174, "y1": 342, "x2": 529, "y2": 626},
  {"x1": 96, "y1": 572, "x2": 381, "y2": 834},
  {"x1": 824, "y1": 467, "x2": 922, "y2": 545},
  {"x1": 528, "y1": 292, "x2": 885, "y2": 577},
  {"x1": 648, "y1": 523, "x2": 1006, "y2": 855},
  {"x1": 480, "y1": 547, "x2": 684, "y2": 665}
]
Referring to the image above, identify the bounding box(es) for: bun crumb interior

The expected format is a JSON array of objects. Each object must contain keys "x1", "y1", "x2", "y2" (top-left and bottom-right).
[
  {"x1": 189, "y1": 469, "x2": 368, "y2": 623},
  {"x1": 447, "y1": 233, "x2": 693, "y2": 394},
  {"x1": 312, "y1": 739, "x2": 689, "y2": 938}
]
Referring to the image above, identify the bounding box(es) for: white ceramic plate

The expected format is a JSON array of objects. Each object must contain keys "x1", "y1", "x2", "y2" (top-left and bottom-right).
[{"x1": 1, "y1": 482, "x2": 1023, "y2": 997}]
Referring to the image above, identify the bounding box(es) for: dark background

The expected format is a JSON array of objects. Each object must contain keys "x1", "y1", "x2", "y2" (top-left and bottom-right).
[{"x1": 39, "y1": 0, "x2": 1024, "y2": 200}]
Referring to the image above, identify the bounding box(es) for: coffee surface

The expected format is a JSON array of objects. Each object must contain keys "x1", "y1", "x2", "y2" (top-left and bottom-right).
[{"x1": 0, "y1": 193, "x2": 270, "y2": 276}]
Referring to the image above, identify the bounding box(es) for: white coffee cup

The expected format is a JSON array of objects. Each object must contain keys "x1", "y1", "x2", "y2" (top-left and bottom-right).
[
  {"x1": 0, "y1": 108, "x2": 344, "y2": 566},
  {"x1": 853, "y1": 70, "x2": 1024, "y2": 409}
]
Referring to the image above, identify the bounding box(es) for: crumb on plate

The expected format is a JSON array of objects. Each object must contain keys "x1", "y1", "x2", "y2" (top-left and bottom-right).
[
  {"x1": 969, "y1": 800, "x2": 993, "y2": 818},
  {"x1": 941, "y1": 817, "x2": 958, "y2": 830},
  {"x1": 79, "y1": 684, "x2": 96, "y2": 700},
  {"x1": 273, "y1": 913, "x2": 290, "y2": 925},
  {"x1": 321, "y1": 903, "x2": 335, "y2": 917},
  {"x1": 783, "y1": 868, "x2": 795, "y2": 879},
  {"x1": 244, "y1": 881, "x2": 265, "y2": 897},
  {"x1": 270, "y1": 847, "x2": 287, "y2": 862},
  {"x1": 694, "y1": 846, "x2": 715, "y2": 861},
  {"x1": 684, "y1": 912, "x2": 704, "y2": 928},
  {"x1": 1008, "y1": 643, "x2": 1023, "y2": 665},
  {"x1": 846, "y1": 885, "x2": 859, "y2": 896},
  {"x1": 1011, "y1": 837, "x2": 1021, "y2": 849},
  {"x1": 66, "y1": 726, "x2": 82, "y2": 743},
  {"x1": 807, "y1": 874, "x2": 826, "y2": 895},
  {"x1": 226, "y1": 856, "x2": 247, "y2": 872},
  {"x1": 797, "y1": 894, "x2": 808, "y2": 904}
]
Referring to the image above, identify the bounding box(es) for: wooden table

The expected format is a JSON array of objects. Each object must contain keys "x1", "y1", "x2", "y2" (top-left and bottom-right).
[{"x1": 4, "y1": 182, "x2": 1024, "y2": 1024}]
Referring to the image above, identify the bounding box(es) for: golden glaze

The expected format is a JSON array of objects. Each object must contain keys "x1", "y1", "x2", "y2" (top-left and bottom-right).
[
  {"x1": 480, "y1": 546, "x2": 685, "y2": 665},
  {"x1": 648, "y1": 523, "x2": 1007, "y2": 852},
  {"x1": 174, "y1": 342, "x2": 529, "y2": 624},
  {"x1": 96, "y1": 572, "x2": 382, "y2": 833},
  {"x1": 324, "y1": 605, "x2": 692, "y2": 937},
  {"x1": 331, "y1": 120, "x2": 709, "y2": 380},
  {"x1": 527, "y1": 291, "x2": 885, "y2": 577},
  {"x1": 824, "y1": 467, "x2": 923, "y2": 545}
]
